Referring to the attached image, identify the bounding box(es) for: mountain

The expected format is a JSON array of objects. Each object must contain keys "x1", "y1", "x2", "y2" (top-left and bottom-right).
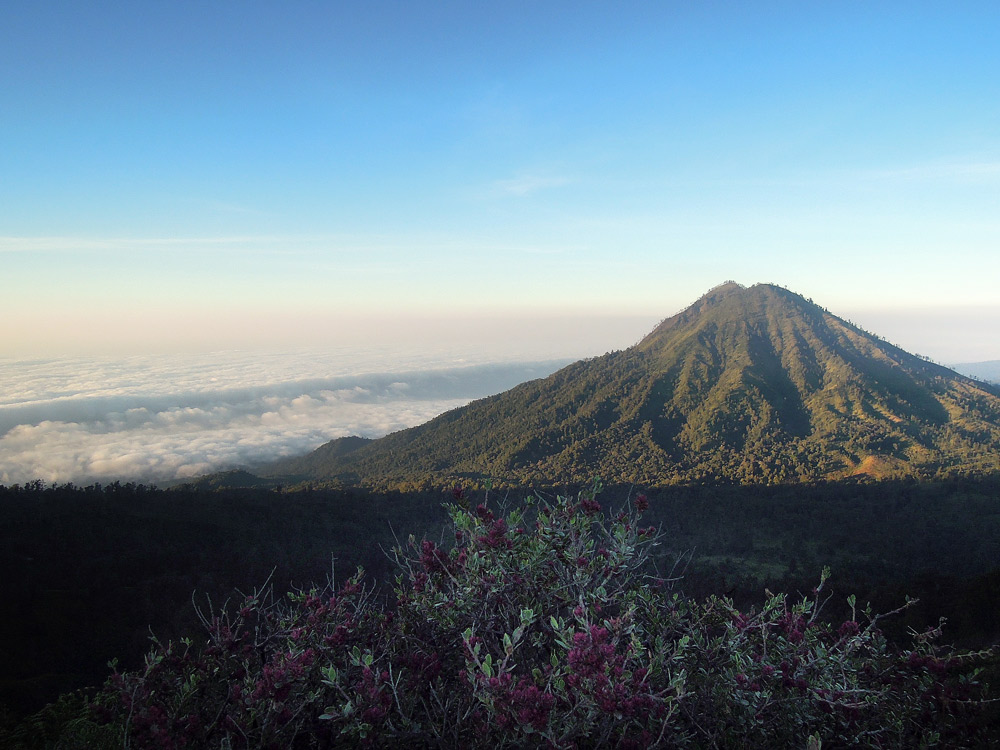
[
  {"x1": 266, "y1": 283, "x2": 1000, "y2": 487},
  {"x1": 951, "y1": 360, "x2": 1000, "y2": 385}
]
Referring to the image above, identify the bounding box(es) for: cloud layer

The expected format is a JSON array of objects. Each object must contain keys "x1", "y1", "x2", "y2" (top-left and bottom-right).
[{"x1": 0, "y1": 350, "x2": 569, "y2": 485}]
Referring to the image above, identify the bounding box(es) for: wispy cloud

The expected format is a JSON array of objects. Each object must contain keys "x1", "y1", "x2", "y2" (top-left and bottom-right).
[
  {"x1": 202, "y1": 199, "x2": 276, "y2": 217},
  {"x1": 493, "y1": 174, "x2": 573, "y2": 196},
  {"x1": 0, "y1": 235, "x2": 296, "y2": 254},
  {"x1": 859, "y1": 158, "x2": 1000, "y2": 183},
  {"x1": 0, "y1": 233, "x2": 566, "y2": 262}
]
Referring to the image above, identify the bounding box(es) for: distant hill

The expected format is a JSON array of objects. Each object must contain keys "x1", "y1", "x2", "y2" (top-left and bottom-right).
[
  {"x1": 262, "y1": 283, "x2": 1000, "y2": 487},
  {"x1": 951, "y1": 360, "x2": 1000, "y2": 385}
]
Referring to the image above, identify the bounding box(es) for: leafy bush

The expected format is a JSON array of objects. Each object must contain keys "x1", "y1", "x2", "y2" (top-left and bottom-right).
[{"x1": 65, "y1": 483, "x2": 997, "y2": 747}]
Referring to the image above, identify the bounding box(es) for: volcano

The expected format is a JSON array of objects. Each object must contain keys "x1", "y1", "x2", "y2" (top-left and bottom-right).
[{"x1": 268, "y1": 283, "x2": 1000, "y2": 487}]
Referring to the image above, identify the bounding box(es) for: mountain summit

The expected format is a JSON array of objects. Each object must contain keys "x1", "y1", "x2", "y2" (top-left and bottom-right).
[{"x1": 271, "y1": 283, "x2": 1000, "y2": 487}]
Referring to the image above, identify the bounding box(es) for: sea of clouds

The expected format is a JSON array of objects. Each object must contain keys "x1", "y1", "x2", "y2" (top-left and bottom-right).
[{"x1": 0, "y1": 347, "x2": 572, "y2": 486}]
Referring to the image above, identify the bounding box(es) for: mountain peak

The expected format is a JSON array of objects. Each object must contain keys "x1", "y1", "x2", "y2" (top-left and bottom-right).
[
  {"x1": 638, "y1": 281, "x2": 808, "y2": 350},
  {"x1": 271, "y1": 284, "x2": 1000, "y2": 488},
  {"x1": 705, "y1": 279, "x2": 747, "y2": 297}
]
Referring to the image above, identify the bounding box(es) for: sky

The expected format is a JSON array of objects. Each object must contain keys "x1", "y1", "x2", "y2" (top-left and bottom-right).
[{"x1": 3, "y1": 1, "x2": 1000, "y2": 362}]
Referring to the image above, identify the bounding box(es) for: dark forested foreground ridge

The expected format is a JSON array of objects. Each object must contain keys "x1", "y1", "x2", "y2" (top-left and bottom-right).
[
  {"x1": 262, "y1": 282, "x2": 1000, "y2": 489},
  {"x1": 2, "y1": 479, "x2": 1000, "y2": 746},
  {"x1": 5, "y1": 483, "x2": 996, "y2": 748}
]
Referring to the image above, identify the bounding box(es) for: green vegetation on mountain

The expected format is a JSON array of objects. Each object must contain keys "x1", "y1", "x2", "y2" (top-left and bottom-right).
[{"x1": 268, "y1": 283, "x2": 1000, "y2": 488}]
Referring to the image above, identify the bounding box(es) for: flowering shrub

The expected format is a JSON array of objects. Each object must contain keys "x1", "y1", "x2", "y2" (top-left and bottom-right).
[{"x1": 80, "y1": 482, "x2": 995, "y2": 747}]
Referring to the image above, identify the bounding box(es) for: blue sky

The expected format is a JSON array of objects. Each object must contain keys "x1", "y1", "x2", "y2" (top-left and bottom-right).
[{"x1": 3, "y1": 1, "x2": 999, "y2": 359}]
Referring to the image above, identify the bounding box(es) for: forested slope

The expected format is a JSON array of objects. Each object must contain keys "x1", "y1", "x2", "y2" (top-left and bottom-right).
[{"x1": 269, "y1": 283, "x2": 1000, "y2": 488}]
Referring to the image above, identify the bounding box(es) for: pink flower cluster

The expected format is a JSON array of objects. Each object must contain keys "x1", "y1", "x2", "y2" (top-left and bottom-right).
[
  {"x1": 565, "y1": 625, "x2": 660, "y2": 719},
  {"x1": 479, "y1": 672, "x2": 556, "y2": 731},
  {"x1": 476, "y1": 517, "x2": 513, "y2": 550}
]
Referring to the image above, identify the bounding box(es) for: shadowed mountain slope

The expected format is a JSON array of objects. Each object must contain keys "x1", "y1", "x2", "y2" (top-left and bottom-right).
[{"x1": 267, "y1": 283, "x2": 1000, "y2": 487}]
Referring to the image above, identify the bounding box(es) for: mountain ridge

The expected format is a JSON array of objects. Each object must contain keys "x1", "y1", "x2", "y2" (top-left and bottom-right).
[
  {"x1": 261, "y1": 283, "x2": 1000, "y2": 488},
  {"x1": 952, "y1": 360, "x2": 1000, "y2": 384}
]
